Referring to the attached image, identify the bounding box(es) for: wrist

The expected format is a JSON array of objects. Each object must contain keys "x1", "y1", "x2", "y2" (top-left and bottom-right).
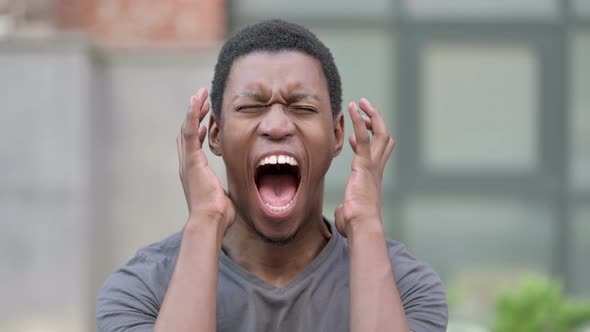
[
  {"x1": 184, "y1": 214, "x2": 226, "y2": 242},
  {"x1": 347, "y1": 216, "x2": 386, "y2": 244}
]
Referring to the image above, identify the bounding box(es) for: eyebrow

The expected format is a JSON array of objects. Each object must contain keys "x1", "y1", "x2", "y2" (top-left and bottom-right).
[
  {"x1": 233, "y1": 92, "x2": 268, "y2": 102},
  {"x1": 286, "y1": 93, "x2": 320, "y2": 103}
]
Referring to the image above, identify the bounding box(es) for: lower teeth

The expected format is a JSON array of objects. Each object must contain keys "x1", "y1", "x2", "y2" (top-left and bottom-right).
[{"x1": 265, "y1": 200, "x2": 293, "y2": 212}]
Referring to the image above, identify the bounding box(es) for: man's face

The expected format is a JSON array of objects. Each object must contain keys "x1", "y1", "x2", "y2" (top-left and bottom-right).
[{"x1": 210, "y1": 50, "x2": 344, "y2": 244}]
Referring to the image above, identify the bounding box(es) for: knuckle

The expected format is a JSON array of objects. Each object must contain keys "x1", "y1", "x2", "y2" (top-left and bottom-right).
[
  {"x1": 182, "y1": 126, "x2": 193, "y2": 139},
  {"x1": 342, "y1": 205, "x2": 357, "y2": 222},
  {"x1": 375, "y1": 131, "x2": 389, "y2": 140},
  {"x1": 386, "y1": 137, "x2": 395, "y2": 147}
]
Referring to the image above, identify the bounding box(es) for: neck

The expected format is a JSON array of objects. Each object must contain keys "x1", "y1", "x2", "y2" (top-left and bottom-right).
[{"x1": 222, "y1": 213, "x2": 331, "y2": 288}]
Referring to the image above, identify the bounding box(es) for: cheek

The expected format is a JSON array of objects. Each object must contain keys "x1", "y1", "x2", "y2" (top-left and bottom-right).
[
  {"x1": 219, "y1": 121, "x2": 255, "y2": 182},
  {"x1": 304, "y1": 123, "x2": 337, "y2": 173},
  {"x1": 220, "y1": 120, "x2": 253, "y2": 155}
]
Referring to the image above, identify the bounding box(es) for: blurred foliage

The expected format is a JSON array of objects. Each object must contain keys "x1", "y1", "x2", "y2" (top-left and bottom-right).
[
  {"x1": 491, "y1": 276, "x2": 590, "y2": 332},
  {"x1": 446, "y1": 286, "x2": 464, "y2": 309}
]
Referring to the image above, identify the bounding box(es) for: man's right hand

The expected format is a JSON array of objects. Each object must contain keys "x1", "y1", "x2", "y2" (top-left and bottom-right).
[
  {"x1": 154, "y1": 88, "x2": 231, "y2": 332},
  {"x1": 176, "y1": 88, "x2": 235, "y2": 231}
]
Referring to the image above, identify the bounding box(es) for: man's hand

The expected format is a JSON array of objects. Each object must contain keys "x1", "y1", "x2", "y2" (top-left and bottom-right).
[
  {"x1": 155, "y1": 89, "x2": 232, "y2": 332},
  {"x1": 176, "y1": 88, "x2": 235, "y2": 230},
  {"x1": 336, "y1": 99, "x2": 409, "y2": 332},
  {"x1": 335, "y1": 98, "x2": 395, "y2": 237}
]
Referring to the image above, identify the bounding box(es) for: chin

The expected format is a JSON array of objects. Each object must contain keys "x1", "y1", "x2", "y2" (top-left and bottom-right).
[
  {"x1": 247, "y1": 207, "x2": 308, "y2": 246},
  {"x1": 252, "y1": 224, "x2": 301, "y2": 246}
]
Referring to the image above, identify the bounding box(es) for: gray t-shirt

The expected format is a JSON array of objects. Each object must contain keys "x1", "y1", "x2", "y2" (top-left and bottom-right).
[{"x1": 96, "y1": 221, "x2": 447, "y2": 332}]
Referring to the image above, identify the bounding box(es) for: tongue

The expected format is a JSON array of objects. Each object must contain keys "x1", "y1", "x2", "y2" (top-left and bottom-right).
[{"x1": 258, "y1": 174, "x2": 297, "y2": 207}]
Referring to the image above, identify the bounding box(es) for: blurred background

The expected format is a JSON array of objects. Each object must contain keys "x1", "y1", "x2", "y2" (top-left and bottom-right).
[{"x1": 1, "y1": 0, "x2": 589, "y2": 331}]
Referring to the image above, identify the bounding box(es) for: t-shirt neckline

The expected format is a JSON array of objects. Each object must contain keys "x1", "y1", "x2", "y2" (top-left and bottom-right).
[{"x1": 219, "y1": 218, "x2": 341, "y2": 293}]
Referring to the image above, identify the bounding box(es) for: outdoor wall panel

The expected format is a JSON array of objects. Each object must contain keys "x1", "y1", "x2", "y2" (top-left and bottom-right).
[
  {"x1": 234, "y1": 0, "x2": 391, "y2": 19},
  {"x1": 570, "y1": 206, "x2": 590, "y2": 297},
  {"x1": 0, "y1": 41, "x2": 92, "y2": 332},
  {"x1": 405, "y1": 0, "x2": 558, "y2": 20},
  {"x1": 573, "y1": 0, "x2": 590, "y2": 18},
  {"x1": 104, "y1": 52, "x2": 222, "y2": 262},
  {"x1": 420, "y1": 43, "x2": 538, "y2": 173},
  {"x1": 403, "y1": 196, "x2": 555, "y2": 281},
  {"x1": 570, "y1": 31, "x2": 590, "y2": 191},
  {"x1": 312, "y1": 28, "x2": 396, "y2": 190}
]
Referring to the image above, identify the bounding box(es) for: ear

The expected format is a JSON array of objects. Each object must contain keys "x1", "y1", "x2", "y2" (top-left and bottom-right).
[
  {"x1": 208, "y1": 115, "x2": 222, "y2": 156},
  {"x1": 333, "y1": 112, "x2": 344, "y2": 157}
]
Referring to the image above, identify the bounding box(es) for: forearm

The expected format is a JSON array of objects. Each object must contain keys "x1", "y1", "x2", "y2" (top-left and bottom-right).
[
  {"x1": 153, "y1": 217, "x2": 225, "y2": 332},
  {"x1": 348, "y1": 220, "x2": 410, "y2": 332}
]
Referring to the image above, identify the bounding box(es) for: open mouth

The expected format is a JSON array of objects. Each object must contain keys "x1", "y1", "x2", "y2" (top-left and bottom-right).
[{"x1": 254, "y1": 154, "x2": 302, "y2": 214}]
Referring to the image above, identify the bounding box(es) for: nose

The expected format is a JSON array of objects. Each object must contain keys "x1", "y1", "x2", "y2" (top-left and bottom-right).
[{"x1": 257, "y1": 104, "x2": 295, "y2": 140}]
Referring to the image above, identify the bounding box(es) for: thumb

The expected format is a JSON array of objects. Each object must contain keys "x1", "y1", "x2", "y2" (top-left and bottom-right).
[
  {"x1": 224, "y1": 194, "x2": 236, "y2": 231},
  {"x1": 334, "y1": 204, "x2": 347, "y2": 238}
]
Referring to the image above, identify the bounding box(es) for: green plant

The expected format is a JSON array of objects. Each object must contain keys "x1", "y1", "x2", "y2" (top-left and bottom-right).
[{"x1": 491, "y1": 275, "x2": 590, "y2": 332}]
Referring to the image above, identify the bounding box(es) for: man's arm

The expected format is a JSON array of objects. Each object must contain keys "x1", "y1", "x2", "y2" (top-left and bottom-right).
[
  {"x1": 153, "y1": 88, "x2": 234, "y2": 332},
  {"x1": 348, "y1": 221, "x2": 410, "y2": 331},
  {"x1": 153, "y1": 219, "x2": 224, "y2": 332},
  {"x1": 336, "y1": 98, "x2": 446, "y2": 331}
]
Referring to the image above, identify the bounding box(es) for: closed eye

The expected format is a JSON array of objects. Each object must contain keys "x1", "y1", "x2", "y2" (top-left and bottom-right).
[
  {"x1": 290, "y1": 106, "x2": 318, "y2": 113},
  {"x1": 236, "y1": 105, "x2": 269, "y2": 112}
]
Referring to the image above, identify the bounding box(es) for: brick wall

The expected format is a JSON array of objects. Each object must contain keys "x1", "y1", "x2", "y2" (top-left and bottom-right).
[{"x1": 56, "y1": 0, "x2": 225, "y2": 47}]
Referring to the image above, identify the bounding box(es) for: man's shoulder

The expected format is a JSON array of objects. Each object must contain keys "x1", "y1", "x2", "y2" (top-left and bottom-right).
[
  {"x1": 133, "y1": 231, "x2": 183, "y2": 263},
  {"x1": 96, "y1": 231, "x2": 183, "y2": 327},
  {"x1": 99, "y1": 231, "x2": 183, "y2": 299},
  {"x1": 382, "y1": 238, "x2": 448, "y2": 330},
  {"x1": 101, "y1": 231, "x2": 183, "y2": 288},
  {"x1": 384, "y1": 238, "x2": 441, "y2": 282}
]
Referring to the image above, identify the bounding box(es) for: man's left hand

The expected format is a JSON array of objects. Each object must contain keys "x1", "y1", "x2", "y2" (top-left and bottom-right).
[{"x1": 335, "y1": 98, "x2": 395, "y2": 237}]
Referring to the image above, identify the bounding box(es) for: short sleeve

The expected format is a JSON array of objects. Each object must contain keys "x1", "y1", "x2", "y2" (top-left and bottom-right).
[
  {"x1": 388, "y1": 241, "x2": 448, "y2": 332},
  {"x1": 96, "y1": 253, "x2": 172, "y2": 332}
]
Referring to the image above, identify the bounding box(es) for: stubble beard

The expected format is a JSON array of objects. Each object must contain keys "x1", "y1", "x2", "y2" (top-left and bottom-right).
[{"x1": 253, "y1": 225, "x2": 300, "y2": 246}]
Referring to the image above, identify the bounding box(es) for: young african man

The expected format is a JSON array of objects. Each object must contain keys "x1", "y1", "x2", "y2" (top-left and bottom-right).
[{"x1": 96, "y1": 19, "x2": 448, "y2": 332}]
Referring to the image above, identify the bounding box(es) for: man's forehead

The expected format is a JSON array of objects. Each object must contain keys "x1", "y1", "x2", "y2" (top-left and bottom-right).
[
  {"x1": 231, "y1": 50, "x2": 321, "y2": 74},
  {"x1": 226, "y1": 52, "x2": 326, "y2": 89}
]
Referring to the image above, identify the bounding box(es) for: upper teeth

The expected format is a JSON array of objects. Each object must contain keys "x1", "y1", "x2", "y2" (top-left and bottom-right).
[{"x1": 258, "y1": 154, "x2": 298, "y2": 167}]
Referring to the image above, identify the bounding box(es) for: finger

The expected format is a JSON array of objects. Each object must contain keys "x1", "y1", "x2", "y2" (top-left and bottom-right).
[
  {"x1": 334, "y1": 204, "x2": 347, "y2": 237},
  {"x1": 362, "y1": 114, "x2": 372, "y2": 131},
  {"x1": 176, "y1": 131, "x2": 184, "y2": 174},
  {"x1": 197, "y1": 101, "x2": 211, "y2": 146},
  {"x1": 224, "y1": 195, "x2": 236, "y2": 230},
  {"x1": 348, "y1": 134, "x2": 357, "y2": 154},
  {"x1": 349, "y1": 105, "x2": 375, "y2": 155},
  {"x1": 348, "y1": 102, "x2": 370, "y2": 158},
  {"x1": 380, "y1": 136, "x2": 396, "y2": 170},
  {"x1": 198, "y1": 125, "x2": 207, "y2": 145},
  {"x1": 182, "y1": 89, "x2": 206, "y2": 150},
  {"x1": 183, "y1": 95, "x2": 199, "y2": 136},
  {"x1": 199, "y1": 100, "x2": 211, "y2": 124},
  {"x1": 359, "y1": 98, "x2": 390, "y2": 156},
  {"x1": 186, "y1": 88, "x2": 208, "y2": 131},
  {"x1": 193, "y1": 88, "x2": 208, "y2": 116}
]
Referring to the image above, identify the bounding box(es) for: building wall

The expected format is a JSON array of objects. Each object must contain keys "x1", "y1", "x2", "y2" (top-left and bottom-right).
[{"x1": 0, "y1": 36, "x2": 224, "y2": 332}]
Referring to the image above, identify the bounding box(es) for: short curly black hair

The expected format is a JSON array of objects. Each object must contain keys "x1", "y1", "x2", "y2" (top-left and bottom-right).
[{"x1": 210, "y1": 19, "x2": 342, "y2": 119}]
